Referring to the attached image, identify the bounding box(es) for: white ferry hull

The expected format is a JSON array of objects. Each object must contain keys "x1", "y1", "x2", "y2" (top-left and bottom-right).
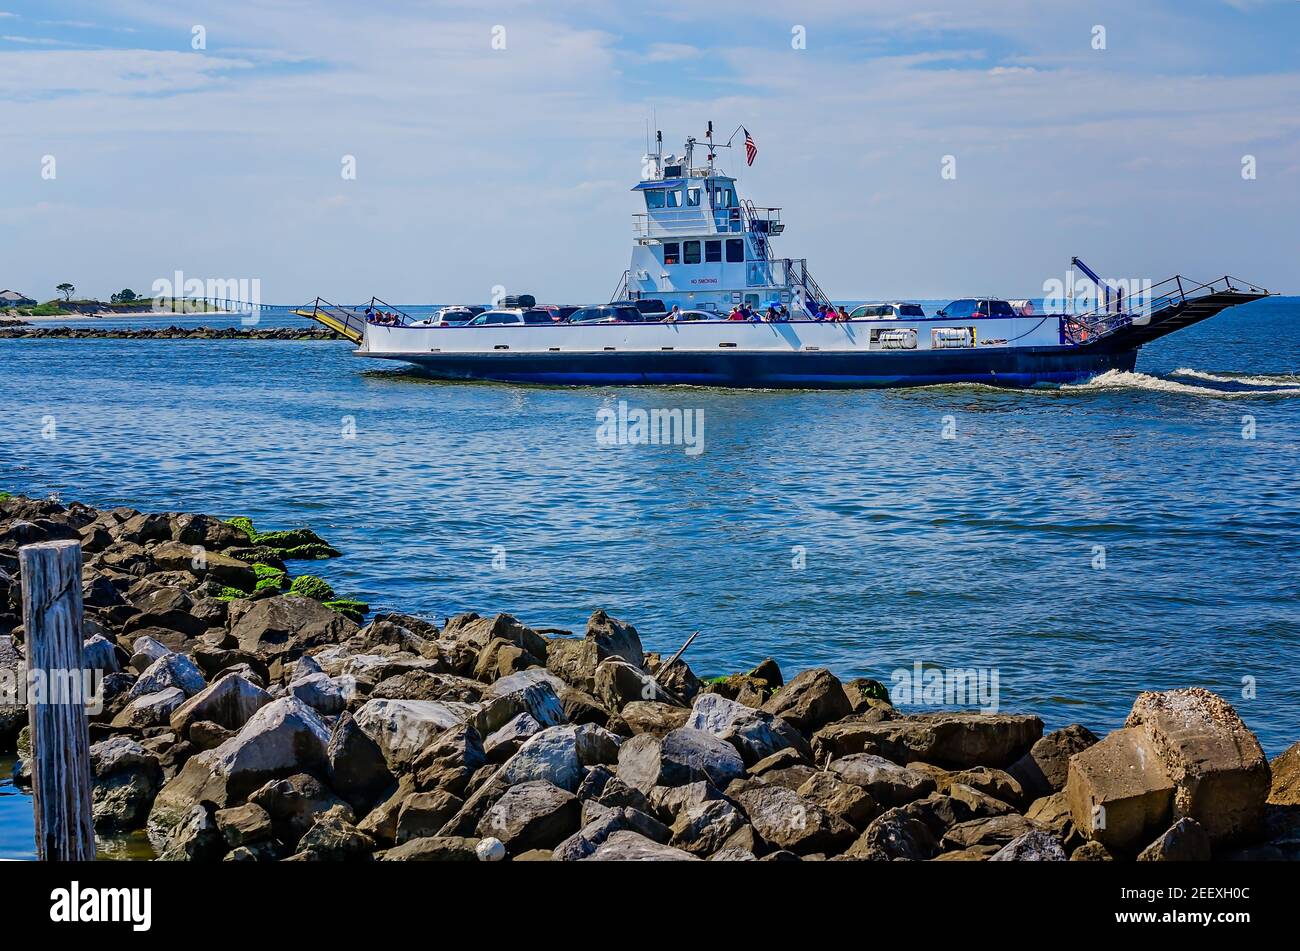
[{"x1": 358, "y1": 316, "x2": 1136, "y2": 389}]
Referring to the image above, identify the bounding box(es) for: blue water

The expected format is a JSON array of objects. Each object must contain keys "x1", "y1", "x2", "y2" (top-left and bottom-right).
[{"x1": 3, "y1": 298, "x2": 1299, "y2": 858}]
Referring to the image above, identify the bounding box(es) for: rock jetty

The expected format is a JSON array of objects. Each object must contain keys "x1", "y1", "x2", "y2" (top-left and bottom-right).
[{"x1": 1, "y1": 493, "x2": 1296, "y2": 862}]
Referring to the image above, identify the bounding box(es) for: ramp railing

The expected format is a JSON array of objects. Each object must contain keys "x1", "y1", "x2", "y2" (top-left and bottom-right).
[
  {"x1": 1060, "y1": 274, "x2": 1269, "y2": 345},
  {"x1": 298, "y1": 297, "x2": 368, "y2": 343}
]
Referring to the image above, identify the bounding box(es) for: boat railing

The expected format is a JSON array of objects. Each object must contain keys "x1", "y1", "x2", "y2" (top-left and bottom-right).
[
  {"x1": 633, "y1": 210, "x2": 721, "y2": 238},
  {"x1": 772, "y1": 258, "x2": 832, "y2": 310},
  {"x1": 300, "y1": 297, "x2": 368, "y2": 344},
  {"x1": 1060, "y1": 274, "x2": 1269, "y2": 344},
  {"x1": 610, "y1": 269, "x2": 630, "y2": 303},
  {"x1": 367, "y1": 296, "x2": 416, "y2": 325},
  {"x1": 742, "y1": 200, "x2": 784, "y2": 235}
]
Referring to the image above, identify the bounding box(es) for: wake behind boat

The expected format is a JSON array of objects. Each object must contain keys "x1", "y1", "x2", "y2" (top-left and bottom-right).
[{"x1": 299, "y1": 124, "x2": 1270, "y2": 389}]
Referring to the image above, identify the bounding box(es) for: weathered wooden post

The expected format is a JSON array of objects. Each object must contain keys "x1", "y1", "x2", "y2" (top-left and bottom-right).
[{"x1": 19, "y1": 539, "x2": 96, "y2": 861}]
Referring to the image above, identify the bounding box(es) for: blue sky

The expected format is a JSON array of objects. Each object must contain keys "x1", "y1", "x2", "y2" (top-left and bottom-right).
[{"x1": 2, "y1": 0, "x2": 1297, "y2": 303}]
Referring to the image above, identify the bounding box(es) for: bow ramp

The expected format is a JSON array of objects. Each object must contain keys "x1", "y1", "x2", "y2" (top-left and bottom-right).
[
  {"x1": 295, "y1": 298, "x2": 410, "y2": 342},
  {"x1": 1063, "y1": 275, "x2": 1270, "y2": 348},
  {"x1": 1123, "y1": 276, "x2": 1270, "y2": 347}
]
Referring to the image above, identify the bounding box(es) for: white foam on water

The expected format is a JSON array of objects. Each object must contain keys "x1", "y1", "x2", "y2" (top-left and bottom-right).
[
  {"x1": 1171, "y1": 367, "x2": 1300, "y2": 387},
  {"x1": 1063, "y1": 369, "x2": 1300, "y2": 398}
]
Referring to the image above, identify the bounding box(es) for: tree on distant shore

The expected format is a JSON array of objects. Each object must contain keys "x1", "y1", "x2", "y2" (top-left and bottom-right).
[
  {"x1": 56, "y1": 282, "x2": 76, "y2": 301},
  {"x1": 110, "y1": 289, "x2": 138, "y2": 304}
]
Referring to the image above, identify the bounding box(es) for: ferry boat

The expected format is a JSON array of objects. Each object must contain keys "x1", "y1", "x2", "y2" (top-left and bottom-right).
[{"x1": 300, "y1": 125, "x2": 1270, "y2": 389}]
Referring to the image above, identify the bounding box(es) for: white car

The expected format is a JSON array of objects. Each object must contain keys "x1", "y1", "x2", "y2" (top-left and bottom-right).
[
  {"x1": 848, "y1": 302, "x2": 926, "y2": 319},
  {"x1": 466, "y1": 308, "x2": 555, "y2": 327}
]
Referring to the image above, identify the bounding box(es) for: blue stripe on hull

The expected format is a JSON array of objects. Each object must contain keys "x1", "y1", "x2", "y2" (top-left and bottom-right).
[{"x1": 375, "y1": 346, "x2": 1138, "y2": 390}]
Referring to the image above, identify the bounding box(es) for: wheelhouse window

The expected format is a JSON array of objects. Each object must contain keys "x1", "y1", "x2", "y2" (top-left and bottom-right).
[
  {"x1": 725, "y1": 238, "x2": 745, "y2": 263},
  {"x1": 705, "y1": 240, "x2": 721, "y2": 263},
  {"x1": 663, "y1": 242, "x2": 680, "y2": 265},
  {"x1": 645, "y1": 190, "x2": 666, "y2": 209},
  {"x1": 666, "y1": 189, "x2": 682, "y2": 208},
  {"x1": 683, "y1": 240, "x2": 701, "y2": 264},
  {"x1": 712, "y1": 184, "x2": 737, "y2": 208},
  {"x1": 686, "y1": 187, "x2": 701, "y2": 207}
]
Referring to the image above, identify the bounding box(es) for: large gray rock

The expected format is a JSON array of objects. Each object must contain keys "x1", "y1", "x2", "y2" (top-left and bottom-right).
[
  {"x1": 169, "y1": 674, "x2": 271, "y2": 739},
  {"x1": 1137, "y1": 817, "x2": 1212, "y2": 861},
  {"x1": 797, "y1": 771, "x2": 878, "y2": 829},
  {"x1": 90, "y1": 737, "x2": 163, "y2": 831},
  {"x1": 585, "y1": 830, "x2": 698, "y2": 861},
  {"x1": 249, "y1": 773, "x2": 352, "y2": 847},
  {"x1": 686, "y1": 692, "x2": 811, "y2": 766},
  {"x1": 381, "y1": 835, "x2": 481, "y2": 861},
  {"x1": 411, "y1": 724, "x2": 485, "y2": 796},
  {"x1": 585, "y1": 610, "x2": 644, "y2": 667},
  {"x1": 814, "y1": 712, "x2": 1043, "y2": 769},
  {"x1": 396, "y1": 790, "x2": 464, "y2": 844},
  {"x1": 296, "y1": 808, "x2": 375, "y2": 861},
  {"x1": 760, "y1": 667, "x2": 853, "y2": 733},
  {"x1": 111, "y1": 687, "x2": 187, "y2": 728},
  {"x1": 1124, "y1": 688, "x2": 1270, "y2": 845},
  {"x1": 82, "y1": 635, "x2": 121, "y2": 675},
  {"x1": 483, "y1": 712, "x2": 542, "y2": 762},
  {"x1": 354, "y1": 698, "x2": 479, "y2": 769},
  {"x1": 728, "y1": 780, "x2": 856, "y2": 855},
  {"x1": 1066, "y1": 726, "x2": 1175, "y2": 853},
  {"x1": 941, "y1": 814, "x2": 1038, "y2": 851},
  {"x1": 328, "y1": 711, "x2": 395, "y2": 812},
  {"x1": 127, "y1": 652, "x2": 206, "y2": 701},
  {"x1": 151, "y1": 541, "x2": 256, "y2": 591},
  {"x1": 148, "y1": 697, "x2": 331, "y2": 836},
  {"x1": 669, "y1": 798, "x2": 747, "y2": 856},
  {"x1": 621, "y1": 701, "x2": 690, "y2": 737},
  {"x1": 829, "y1": 754, "x2": 937, "y2": 807},
  {"x1": 157, "y1": 804, "x2": 227, "y2": 862},
  {"x1": 231, "y1": 595, "x2": 358, "y2": 661},
  {"x1": 441, "y1": 612, "x2": 548, "y2": 660},
  {"x1": 616, "y1": 728, "x2": 746, "y2": 792},
  {"x1": 1008, "y1": 724, "x2": 1099, "y2": 799},
  {"x1": 215, "y1": 802, "x2": 273, "y2": 847},
  {"x1": 989, "y1": 829, "x2": 1067, "y2": 861},
  {"x1": 473, "y1": 679, "x2": 566, "y2": 738},
  {"x1": 288, "y1": 672, "x2": 350, "y2": 715},
  {"x1": 483, "y1": 668, "x2": 568, "y2": 702},
  {"x1": 552, "y1": 806, "x2": 669, "y2": 861},
  {"x1": 846, "y1": 806, "x2": 939, "y2": 860},
  {"x1": 594, "y1": 659, "x2": 678, "y2": 712},
  {"x1": 498, "y1": 723, "x2": 622, "y2": 792},
  {"x1": 476, "y1": 780, "x2": 580, "y2": 853},
  {"x1": 546, "y1": 636, "x2": 601, "y2": 693}
]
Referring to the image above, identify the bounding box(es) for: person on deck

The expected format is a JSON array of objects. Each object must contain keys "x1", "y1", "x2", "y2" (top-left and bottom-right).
[
  {"x1": 727, "y1": 305, "x2": 746, "y2": 321},
  {"x1": 663, "y1": 305, "x2": 682, "y2": 323}
]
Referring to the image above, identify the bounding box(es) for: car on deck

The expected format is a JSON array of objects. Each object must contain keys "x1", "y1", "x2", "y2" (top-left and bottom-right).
[
  {"x1": 936, "y1": 299, "x2": 1017, "y2": 319},
  {"x1": 848, "y1": 302, "x2": 926, "y2": 319},
  {"x1": 465, "y1": 308, "x2": 556, "y2": 327},
  {"x1": 567, "y1": 304, "x2": 647, "y2": 324}
]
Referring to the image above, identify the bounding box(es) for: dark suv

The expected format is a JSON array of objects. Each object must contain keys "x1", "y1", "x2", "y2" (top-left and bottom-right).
[
  {"x1": 567, "y1": 305, "x2": 646, "y2": 324},
  {"x1": 936, "y1": 299, "x2": 1016, "y2": 319}
]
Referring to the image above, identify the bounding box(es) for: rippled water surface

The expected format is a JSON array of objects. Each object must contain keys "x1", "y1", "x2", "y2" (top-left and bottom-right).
[{"x1": 2, "y1": 298, "x2": 1298, "y2": 857}]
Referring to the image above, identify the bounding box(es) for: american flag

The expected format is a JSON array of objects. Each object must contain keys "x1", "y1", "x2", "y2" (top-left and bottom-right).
[{"x1": 743, "y1": 127, "x2": 757, "y2": 166}]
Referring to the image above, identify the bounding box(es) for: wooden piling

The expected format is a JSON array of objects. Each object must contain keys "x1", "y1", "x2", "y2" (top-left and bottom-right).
[{"x1": 19, "y1": 539, "x2": 96, "y2": 861}]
